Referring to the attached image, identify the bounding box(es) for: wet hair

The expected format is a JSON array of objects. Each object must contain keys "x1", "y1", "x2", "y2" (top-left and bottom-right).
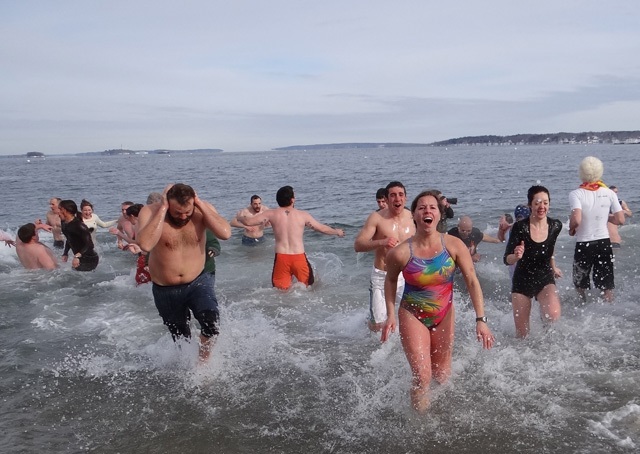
[
  {"x1": 578, "y1": 156, "x2": 604, "y2": 183},
  {"x1": 250, "y1": 194, "x2": 261, "y2": 202},
  {"x1": 166, "y1": 183, "x2": 196, "y2": 205},
  {"x1": 410, "y1": 190, "x2": 445, "y2": 217},
  {"x1": 17, "y1": 223, "x2": 36, "y2": 243},
  {"x1": 276, "y1": 186, "x2": 294, "y2": 207},
  {"x1": 80, "y1": 199, "x2": 93, "y2": 210},
  {"x1": 609, "y1": 185, "x2": 617, "y2": 191},
  {"x1": 126, "y1": 203, "x2": 144, "y2": 217},
  {"x1": 146, "y1": 192, "x2": 163, "y2": 205},
  {"x1": 386, "y1": 181, "x2": 406, "y2": 194},
  {"x1": 376, "y1": 187, "x2": 387, "y2": 199},
  {"x1": 527, "y1": 185, "x2": 550, "y2": 205},
  {"x1": 59, "y1": 200, "x2": 81, "y2": 219}
]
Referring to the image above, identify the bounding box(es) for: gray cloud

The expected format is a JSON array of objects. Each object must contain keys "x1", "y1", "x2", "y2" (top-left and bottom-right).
[{"x1": 1, "y1": 1, "x2": 638, "y2": 153}]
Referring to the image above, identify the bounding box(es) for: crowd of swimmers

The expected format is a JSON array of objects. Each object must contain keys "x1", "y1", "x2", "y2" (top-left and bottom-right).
[{"x1": 1, "y1": 156, "x2": 632, "y2": 412}]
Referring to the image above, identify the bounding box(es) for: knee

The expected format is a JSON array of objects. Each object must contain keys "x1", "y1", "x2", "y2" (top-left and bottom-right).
[{"x1": 164, "y1": 320, "x2": 191, "y2": 341}]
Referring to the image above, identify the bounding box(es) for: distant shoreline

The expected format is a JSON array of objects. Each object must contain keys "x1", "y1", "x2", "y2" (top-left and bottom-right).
[
  {"x1": 274, "y1": 130, "x2": 640, "y2": 150},
  {"x1": 7, "y1": 129, "x2": 640, "y2": 157}
]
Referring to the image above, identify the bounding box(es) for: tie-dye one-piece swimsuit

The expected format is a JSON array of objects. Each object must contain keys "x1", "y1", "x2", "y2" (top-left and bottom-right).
[{"x1": 400, "y1": 235, "x2": 456, "y2": 329}]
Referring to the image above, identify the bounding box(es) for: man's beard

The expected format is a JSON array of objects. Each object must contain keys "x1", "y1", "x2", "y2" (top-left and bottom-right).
[{"x1": 166, "y1": 212, "x2": 192, "y2": 228}]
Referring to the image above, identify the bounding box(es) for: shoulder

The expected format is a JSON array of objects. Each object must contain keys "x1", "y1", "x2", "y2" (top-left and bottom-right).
[
  {"x1": 549, "y1": 218, "x2": 562, "y2": 228},
  {"x1": 447, "y1": 227, "x2": 459, "y2": 235},
  {"x1": 361, "y1": 209, "x2": 383, "y2": 226},
  {"x1": 511, "y1": 219, "x2": 528, "y2": 233},
  {"x1": 443, "y1": 234, "x2": 465, "y2": 257}
]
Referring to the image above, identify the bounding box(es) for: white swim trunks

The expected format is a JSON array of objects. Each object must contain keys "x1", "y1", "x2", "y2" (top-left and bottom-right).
[{"x1": 368, "y1": 266, "x2": 405, "y2": 324}]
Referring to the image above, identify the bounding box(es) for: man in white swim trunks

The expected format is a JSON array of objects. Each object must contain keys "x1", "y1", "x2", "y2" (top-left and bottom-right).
[{"x1": 354, "y1": 181, "x2": 415, "y2": 332}]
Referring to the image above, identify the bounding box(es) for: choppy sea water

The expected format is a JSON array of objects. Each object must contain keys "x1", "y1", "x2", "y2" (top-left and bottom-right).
[{"x1": 1, "y1": 144, "x2": 639, "y2": 453}]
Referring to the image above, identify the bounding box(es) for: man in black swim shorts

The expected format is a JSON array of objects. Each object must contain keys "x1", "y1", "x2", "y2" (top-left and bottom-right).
[{"x1": 136, "y1": 183, "x2": 231, "y2": 363}]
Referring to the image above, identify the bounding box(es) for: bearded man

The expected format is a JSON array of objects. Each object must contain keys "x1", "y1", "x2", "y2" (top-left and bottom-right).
[{"x1": 137, "y1": 183, "x2": 231, "y2": 363}]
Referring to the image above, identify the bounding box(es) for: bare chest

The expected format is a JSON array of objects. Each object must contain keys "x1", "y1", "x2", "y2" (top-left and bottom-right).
[
  {"x1": 160, "y1": 224, "x2": 202, "y2": 251},
  {"x1": 377, "y1": 216, "x2": 415, "y2": 241}
]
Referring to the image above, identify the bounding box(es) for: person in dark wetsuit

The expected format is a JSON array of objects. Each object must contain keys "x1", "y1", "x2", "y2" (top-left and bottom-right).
[
  {"x1": 58, "y1": 200, "x2": 99, "y2": 271},
  {"x1": 504, "y1": 185, "x2": 562, "y2": 338}
]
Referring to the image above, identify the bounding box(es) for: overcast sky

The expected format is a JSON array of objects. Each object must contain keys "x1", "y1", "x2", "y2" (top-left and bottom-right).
[{"x1": 1, "y1": 1, "x2": 639, "y2": 154}]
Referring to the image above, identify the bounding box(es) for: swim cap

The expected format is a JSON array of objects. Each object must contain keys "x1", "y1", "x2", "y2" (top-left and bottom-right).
[{"x1": 514, "y1": 205, "x2": 530, "y2": 221}]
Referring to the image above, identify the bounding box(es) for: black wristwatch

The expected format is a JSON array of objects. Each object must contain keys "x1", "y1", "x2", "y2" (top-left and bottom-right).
[{"x1": 476, "y1": 316, "x2": 488, "y2": 323}]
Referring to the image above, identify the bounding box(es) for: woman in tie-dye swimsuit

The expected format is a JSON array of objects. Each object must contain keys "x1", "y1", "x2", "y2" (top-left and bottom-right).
[{"x1": 381, "y1": 190, "x2": 495, "y2": 413}]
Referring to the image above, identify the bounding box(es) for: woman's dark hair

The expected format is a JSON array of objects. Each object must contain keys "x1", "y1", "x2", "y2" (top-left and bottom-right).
[
  {"x1": 80, "y1": 199, "x2": 93, "y2": 210},
  {"x1": 410, "y1": 190, "x2": 445, "y2": 216},
  {"x1": 527, "y1": 185, "x2": 550, "y2": 206},
  {"x1": 126, "y1": 203, "x2": 144, "y2": 217},
  {"x1": 59, "y1": 200, "x2": 81, "y2": 219}
]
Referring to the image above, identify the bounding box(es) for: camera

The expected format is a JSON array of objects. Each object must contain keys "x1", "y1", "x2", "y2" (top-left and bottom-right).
[{"x1": 440, "y1": 196, "x2": 457, "y2": 205}]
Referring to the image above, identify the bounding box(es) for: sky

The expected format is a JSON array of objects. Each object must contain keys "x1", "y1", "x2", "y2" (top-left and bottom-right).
[{"x1": 1, "y1": 1, "x2": 639, "y2": 154}]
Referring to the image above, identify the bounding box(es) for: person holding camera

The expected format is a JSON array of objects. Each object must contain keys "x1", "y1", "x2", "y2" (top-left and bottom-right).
[{"x1": 433, "y1": 191, "x2": 456, "y2": 233}]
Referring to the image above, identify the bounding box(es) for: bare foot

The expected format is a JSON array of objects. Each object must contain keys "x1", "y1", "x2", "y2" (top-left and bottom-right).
[{"x1": 411, "y1": 387, "x2": 430, "y2": 414}]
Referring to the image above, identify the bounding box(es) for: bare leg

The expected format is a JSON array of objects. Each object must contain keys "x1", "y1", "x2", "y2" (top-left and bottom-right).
[
  {"x1": 511, "y1": 293, "x2": 532, "y2": 338},
  {"x1": 198, "y1": 334, "x2": 216, "y2": 363},
  {"x1": 429, "y1": 306, "x2": 455, "y2": 385},
  {"x1": 537, "y1": 284, "x2": 561, "y2": 325},
  {"x1": 602, "y1": 289, "x2": 614, "y2": 303},
  {"x1": 398, "y1": 308, "x2": 432, "y2": 413},
  {"x1": 575, "y1": 287, "x2": 587, "y2": 302},
  {"x1": 398, "y1": 306, "x2": 455, "y2": 413}
]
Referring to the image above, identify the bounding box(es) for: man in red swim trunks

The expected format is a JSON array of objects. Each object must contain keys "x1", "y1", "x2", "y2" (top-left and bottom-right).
[{"x1": 238, "y1": 185, "x2": 345, "y2": 290}]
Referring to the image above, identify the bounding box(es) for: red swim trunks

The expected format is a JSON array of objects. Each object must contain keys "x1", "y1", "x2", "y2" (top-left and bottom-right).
[
  {"x1": 271, "y1": 253, "x2": 314, "y2": 290},
  {"x1": 135, "y1": 253, "x2": 151, "y2": 286}
]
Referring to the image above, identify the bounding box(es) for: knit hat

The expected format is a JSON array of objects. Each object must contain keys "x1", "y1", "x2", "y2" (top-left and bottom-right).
[{"x1": 514, "y1": 205, "x2": 530, "y2": 221}]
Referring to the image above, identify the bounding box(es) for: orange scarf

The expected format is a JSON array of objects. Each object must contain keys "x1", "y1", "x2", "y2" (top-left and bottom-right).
[{"x1": 579, "y1": 180, "x2": 607, "y2": 191}]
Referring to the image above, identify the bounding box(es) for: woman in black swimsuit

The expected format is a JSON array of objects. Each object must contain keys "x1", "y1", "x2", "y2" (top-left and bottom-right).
[
  {"x1": 504, "y1": 185, "x2": 562, "y2": 338},
  {"x1": 59, "y1": 200, "x2": 99, "y2": 271}
]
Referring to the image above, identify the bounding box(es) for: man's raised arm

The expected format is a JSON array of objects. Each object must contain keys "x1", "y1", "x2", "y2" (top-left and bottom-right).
[
  {"x1": 136, "y1": 203, "x2": 167, "y2": 253},
  {"x1": 194, "y1": 196, "x2": 232, "y2": 240}
]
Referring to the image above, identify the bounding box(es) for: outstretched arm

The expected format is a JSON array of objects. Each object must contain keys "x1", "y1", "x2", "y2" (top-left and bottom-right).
[
  {"x1": 94, "y1": 215, "x2": 118, "y2": 229},
  {"x1": 482, "y1": 233, "x2": 502, "y2": 244},
  {"x1": 304, "y1": 213, "x2": 344, "y2": 237}
]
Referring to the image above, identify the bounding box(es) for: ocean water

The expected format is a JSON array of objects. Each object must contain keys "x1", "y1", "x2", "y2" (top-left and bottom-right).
[{"x1": 1, "y1": 144, "x2": 639, "y2": 453}]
